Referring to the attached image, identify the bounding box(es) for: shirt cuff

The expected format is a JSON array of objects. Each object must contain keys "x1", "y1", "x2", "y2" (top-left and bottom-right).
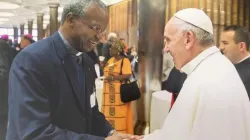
[{"x1": 107, "y1": 129, "x2": 116, "y2": 136}]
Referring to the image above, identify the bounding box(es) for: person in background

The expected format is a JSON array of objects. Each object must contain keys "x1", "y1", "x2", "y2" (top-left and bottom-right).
[
  {"x1": 120, "y1": 38, "x2": 129, "y2": 54},
  {"x1": 6, "y1": 0, "x2": 138, "y2": 140},
  {"x1": 87, "y1": 33, "x2": 106, "y2": 77},
  {"x1": 142, "y1": 8, "x2": 250, "y2": 140},
  {"x1": 8, "y1": 39, "x2": 13, "y2": 46},
  {"x1": 162, "y1": 67, "x2": 187, "y2": 101},
  {"x1": 0, "y1": 34, "x2": 18, "y2": 58},
  {"x1": 127, "y1": 46, "x2": 137, "y2": 61},
  {"x1": 102, "y1": 32, "x2": 117, "y2": 65},
  {"x1": 220, "y1": 25, "x2": 250, "y2": 99},
  {"x1": 96, "y1": 32, "x2": 106, "y2": 57},
  {"x1": 102, "y1": 39, "x2": 134, "y2": 135},
  {"x1": 0, "y1": 34, "x2": 9, "y2": 42},
  {"x1": 127, "y1": 46, "x2": 138, "y2": 79},
  {"x1": 0, "y1": 40, "x2": 14, "y2": 140},
  {"x1": 20, "y1": 34, "x2": 35, "y2": 49},
  {"x1": 161, "y1": 52, "x2": 174, "y2": 82}
]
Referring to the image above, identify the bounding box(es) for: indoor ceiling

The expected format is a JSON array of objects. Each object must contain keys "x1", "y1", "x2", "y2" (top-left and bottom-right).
[{"x1": 0, "y1": 0, "x2": 122, "y2": 28}]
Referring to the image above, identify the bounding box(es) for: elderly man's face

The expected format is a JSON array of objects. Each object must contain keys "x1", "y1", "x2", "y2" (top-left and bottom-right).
[
  {"x1": 68, "y1": 3, "x2": 109, "y2": 52},
  {"x1": 164, "y1": 19, "x2": 189, "y2": 70}
]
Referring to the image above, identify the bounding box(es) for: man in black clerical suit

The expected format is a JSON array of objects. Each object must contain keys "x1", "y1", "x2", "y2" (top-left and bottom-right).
[
  {"x1": 162, "y1": 67, "x2": 187, "y2": 101},
  {"x1": 6, "y1": 0, "x2": 138, "y2": 140},
  {"x1": 0, "y1": 39, "x2": 15, "y2": 139},
  {"x1": 220, "y1": 25, "x2": 250, "y2": 99}
]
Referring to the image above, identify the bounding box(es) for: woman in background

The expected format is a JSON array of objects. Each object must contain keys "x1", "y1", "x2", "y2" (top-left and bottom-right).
[{"x1": 102, "y1": 39, "x2": 134, "y2": 134}]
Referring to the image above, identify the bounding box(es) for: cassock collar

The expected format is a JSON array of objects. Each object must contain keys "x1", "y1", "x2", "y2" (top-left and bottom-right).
[
  {"x1": 58, "y1": 31, "x2": 83, "y2": 56},
  {"x1": 238, "y1": 54, "x2": 250, "y2": 63},
  {"x1": 181, "y1": 46, "x2": 219, "y2": 76}
]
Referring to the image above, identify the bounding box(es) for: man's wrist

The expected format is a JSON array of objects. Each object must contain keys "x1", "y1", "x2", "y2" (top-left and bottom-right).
[{"x1": 108, "y1": 129, "x2": 116, "y2": 136}]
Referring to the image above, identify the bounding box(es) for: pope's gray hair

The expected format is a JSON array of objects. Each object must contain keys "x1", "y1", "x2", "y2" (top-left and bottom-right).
[
  {"x1": 61, "y1": 0, "x2": 107, "y2": 25},
  {"x1": 172, "y1": 17, "x2": 214, "y2": 46}
]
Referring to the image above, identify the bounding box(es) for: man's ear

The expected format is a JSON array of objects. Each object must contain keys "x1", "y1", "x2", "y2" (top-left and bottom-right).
[
  {"x1": 185, "y1": 31, "x2": 195, "y2": 50},
  {"x1": 65, "y1": 13, "x2": 75, "y2": 28},
  {"x1": 239, "y1": 42, "x2": 247, "y2": 52}
]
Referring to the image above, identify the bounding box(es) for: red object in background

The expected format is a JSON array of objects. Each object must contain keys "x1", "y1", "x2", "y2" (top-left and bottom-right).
[
  {"x1": 124, "y1": 44, "x2": 128, "y2": 53},
  {"x1": 170, "y1": 93, "x2": 175, "y2": 109}
]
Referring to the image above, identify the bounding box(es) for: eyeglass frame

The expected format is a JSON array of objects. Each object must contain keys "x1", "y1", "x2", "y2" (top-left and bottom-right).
[{"x1": 81, "y1": 19, "x2": 106, "y2": 34}]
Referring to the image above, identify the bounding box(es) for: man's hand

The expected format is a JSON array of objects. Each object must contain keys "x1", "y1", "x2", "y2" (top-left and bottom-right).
[
  {"x1": 105, "y1": 76, "x2": 114, "y2": 82},
  {"x1": 136, "y1": 135, "x2": 144, "y2": 140},
  {"x1": 106, "y1": 131, "x2": 142, "y2": 140},
  {"x1": 105, "y1": 134, "x2": 123, "y2": 140}
]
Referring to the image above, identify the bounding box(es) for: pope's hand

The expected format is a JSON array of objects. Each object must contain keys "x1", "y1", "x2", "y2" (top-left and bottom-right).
[
  {"x1": 136, "y1": 135, "x2": 144, "y2": 140},
  {"x1": 105, "y1": 134, "x2": 123, "y2": 140}
]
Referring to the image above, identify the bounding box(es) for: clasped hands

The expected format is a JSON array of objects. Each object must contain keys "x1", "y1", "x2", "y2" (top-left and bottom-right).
[{"x1": 106, "y1": 132, "x2": 144, "y2": 140}]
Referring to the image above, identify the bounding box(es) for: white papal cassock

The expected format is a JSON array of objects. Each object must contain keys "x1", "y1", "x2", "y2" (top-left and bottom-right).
[{"x1": 144, "y1": 46, "x2": 250, "y2": 140}]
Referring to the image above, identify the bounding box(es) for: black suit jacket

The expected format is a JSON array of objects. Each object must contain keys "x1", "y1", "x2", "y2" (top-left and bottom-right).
[
  {"x1": 0, "y1": 40, "x2": 14, "y2": 116},
  {"x1": 235, "y1": 57, "x2": 250, "y2": 100},
  {"x1": 6, "y1": 32, "x2": 112, "y2": 140},
  {"x1": 0, "y1": 40, "x2": 16, "y2": 140},
  {"x1": 162, "y1": 67, "x2": 187, "y2": 101},
  {"x1": 102, "y1": 41, "x2": 112, "y2": 64},
  {"x1": 87, "y1": 50, "x2": 99, "y2": 64}
]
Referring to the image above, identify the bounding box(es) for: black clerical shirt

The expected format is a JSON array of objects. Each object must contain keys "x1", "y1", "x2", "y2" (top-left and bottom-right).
[{"x1": 235, "y1": 56, "x2": 250, "y2": 100}]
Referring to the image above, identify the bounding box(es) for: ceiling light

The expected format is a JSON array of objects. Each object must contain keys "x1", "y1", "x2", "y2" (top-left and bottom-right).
[
  {"x1": 0, "y1": 18, "x2": 9, "y2": 21},
  {"x1": 0, "y1": 2, "x2": 20, "y2": 9},
  {"x1": 0, "y1": 12, "x2": 15, "y2": 17}
]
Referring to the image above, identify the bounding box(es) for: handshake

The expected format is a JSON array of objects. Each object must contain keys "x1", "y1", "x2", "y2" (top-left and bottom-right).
[{"x1": 106, "y1": 132, "x2": 144, "y2": 140}]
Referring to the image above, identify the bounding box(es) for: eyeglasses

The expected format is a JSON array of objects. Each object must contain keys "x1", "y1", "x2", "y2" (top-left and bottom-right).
[{"x1": 82, "y1": 20, "x2": 106, "y2": 34}]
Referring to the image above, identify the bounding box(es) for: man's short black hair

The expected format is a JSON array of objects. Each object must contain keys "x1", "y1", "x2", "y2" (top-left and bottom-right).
[
  {"x1": 61, "y1": 0, "x2": 107, "y2": 25},
  {"x1": 223, "y1": 25, "x2": 250, "y2": 51}
]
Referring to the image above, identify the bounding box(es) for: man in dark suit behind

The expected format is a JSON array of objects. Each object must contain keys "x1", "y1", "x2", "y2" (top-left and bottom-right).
[
  {"x1": 162, "y1": 67, "x2": 187, "y2": 101},
  {"x1": 6, "y1": 0, "x2": 136, "y2": 140},
  {"x1": 102, "y1": 32, "x2": 117, "y2": 64},
  {"x1": 220, "y1": 25, "x2": 250, "y2": 99},
  {"x1": 0, "y1": 39, "x2": 15, "y2": 139}
]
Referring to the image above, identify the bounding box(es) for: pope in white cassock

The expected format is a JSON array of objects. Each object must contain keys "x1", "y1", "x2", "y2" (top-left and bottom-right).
[{"x1": 143, "y1": 8, "x2": 250, "y2": 140}]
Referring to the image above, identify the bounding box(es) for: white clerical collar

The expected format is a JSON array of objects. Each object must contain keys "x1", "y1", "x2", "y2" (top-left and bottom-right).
[
  {"x1": 181, "y1": 46, "x2": 219, "y2": 75},
  {"x1": 238, "y1": 54, "x2": 250, "y2": 63}
]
